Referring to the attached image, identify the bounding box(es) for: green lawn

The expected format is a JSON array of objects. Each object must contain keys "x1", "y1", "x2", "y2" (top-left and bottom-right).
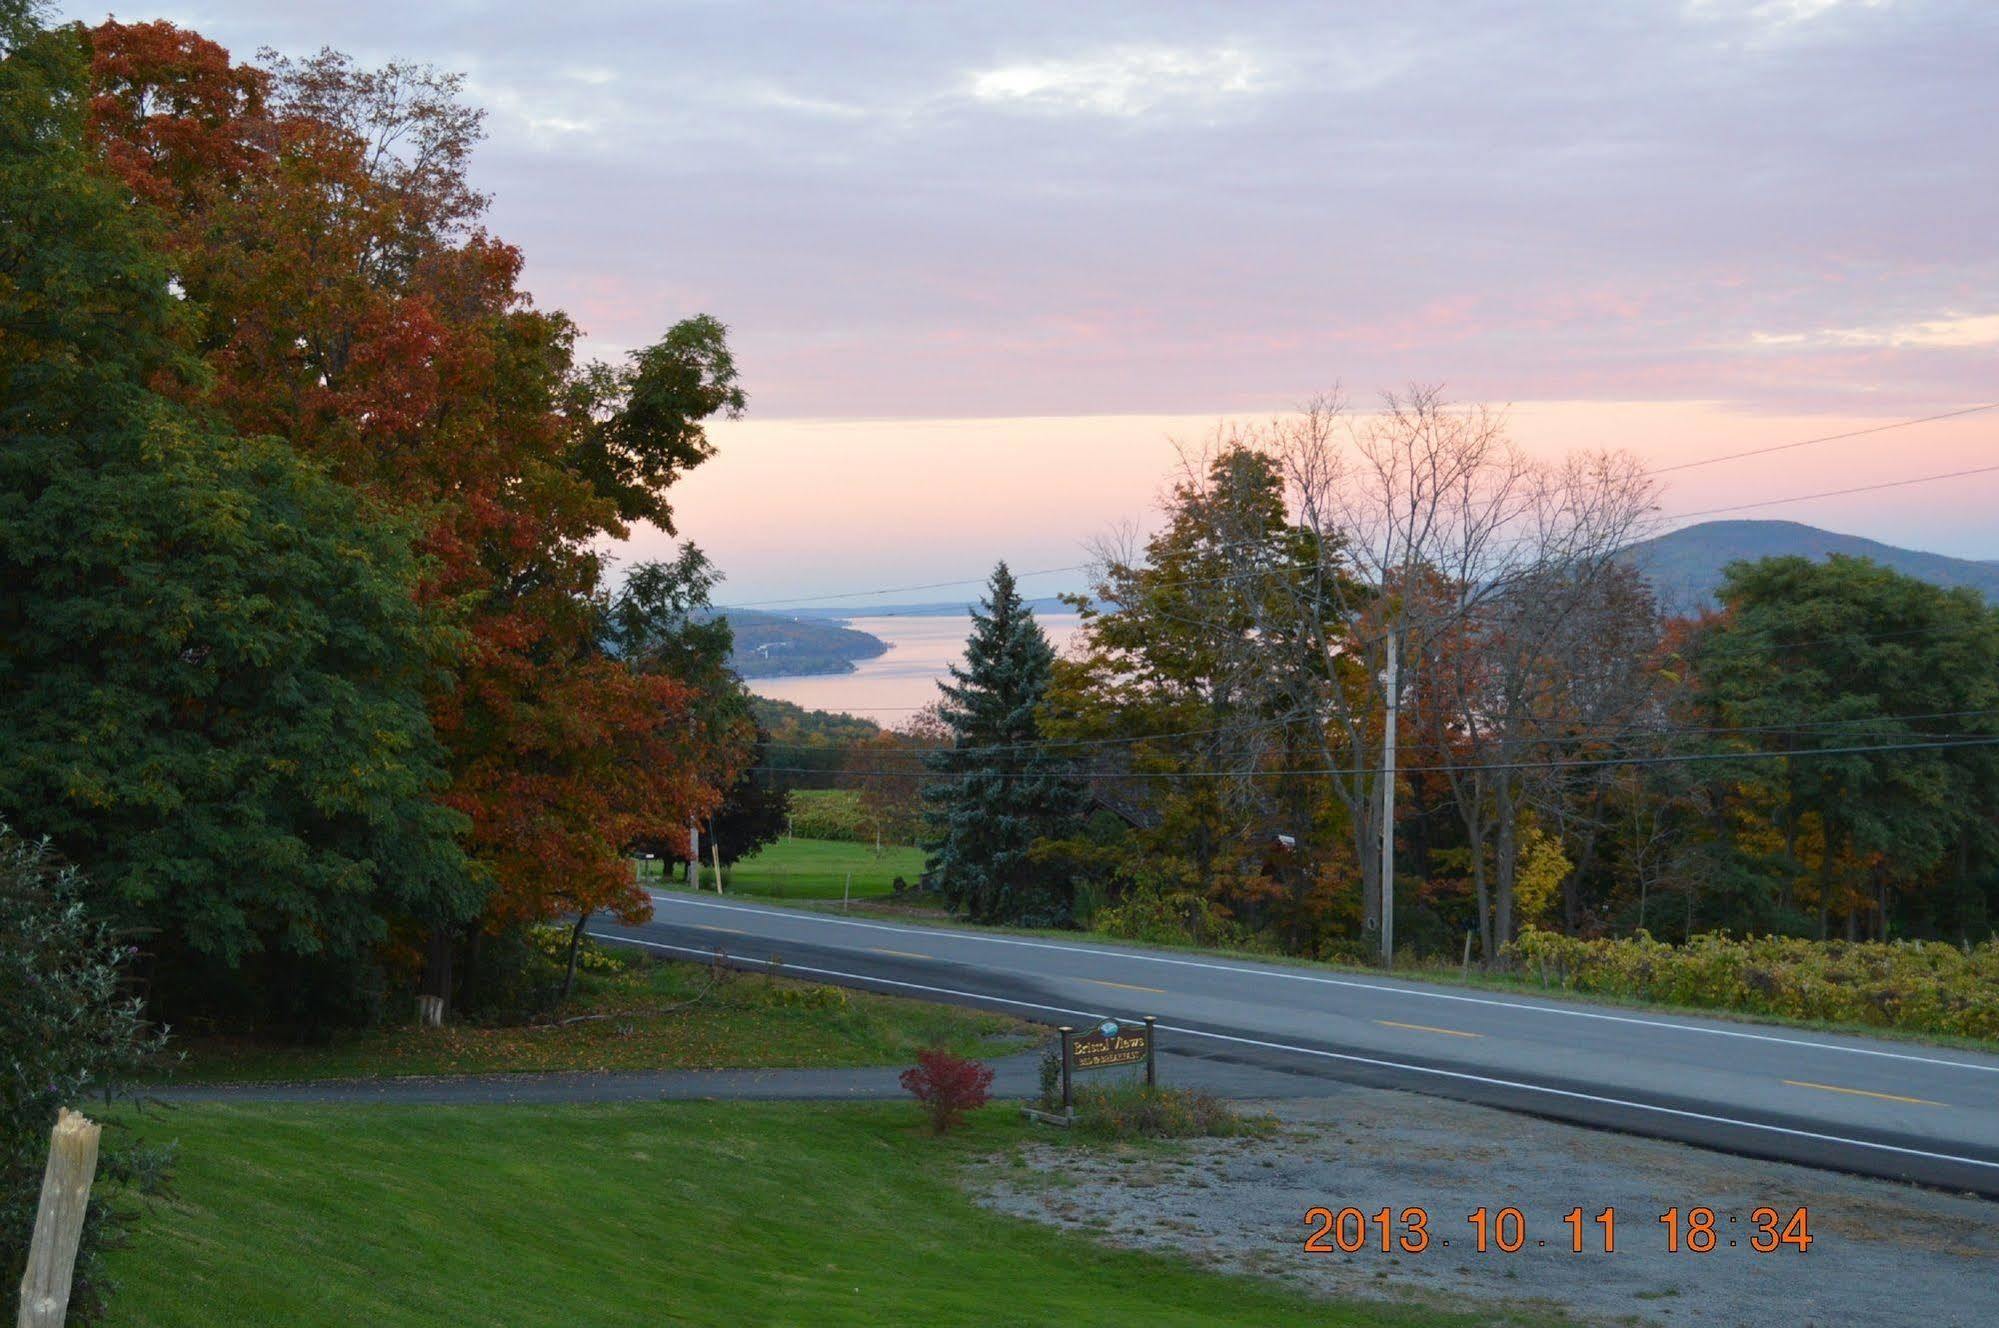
[
  {"x1": 708, "y1": 835, "x2": 926, "y2": 900},
  {"x1": 99, "y1": 1102, "x2": 1552, "y2": 1328},
  {"x1": 166, "y1": 955, "x2": 1029, "y2": 1084}
]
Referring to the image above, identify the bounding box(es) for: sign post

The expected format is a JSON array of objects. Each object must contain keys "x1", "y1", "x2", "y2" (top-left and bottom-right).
[
  {"x1": 1057, "y1": 1026, "x2": 1074, "y2": 1113},
  {"x1": 1144, "y1": 1015, "x2": 1157, "y2": 1088}
]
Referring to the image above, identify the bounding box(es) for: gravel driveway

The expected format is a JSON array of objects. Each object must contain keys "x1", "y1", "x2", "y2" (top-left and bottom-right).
[{"x1": 976, "y1": 1086, "x2": 1998, "y2": 1328}]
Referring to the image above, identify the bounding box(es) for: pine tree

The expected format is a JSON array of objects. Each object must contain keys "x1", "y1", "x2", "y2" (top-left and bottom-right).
[{"x1": 924, "y1": 563, "x2": 1084, "y2": 923}]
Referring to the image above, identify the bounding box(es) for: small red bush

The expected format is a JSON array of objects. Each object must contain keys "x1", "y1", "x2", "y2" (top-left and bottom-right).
[{"x1": 898, "y1": 1047, "x2": 995, "y2": 1134}]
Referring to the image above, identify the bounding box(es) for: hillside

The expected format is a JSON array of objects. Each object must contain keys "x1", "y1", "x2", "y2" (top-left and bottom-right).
[
  {"x1": 718, "y1": 609, "x2": 889, "y2": 678},
  {"x1": 1621, "y1": 520, "x2": 1999, "y2": 611}
]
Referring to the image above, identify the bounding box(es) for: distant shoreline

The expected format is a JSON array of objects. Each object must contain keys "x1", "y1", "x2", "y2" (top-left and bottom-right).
[{"x1": 724, "y1": 608, "x2": 891, "y2": 679}]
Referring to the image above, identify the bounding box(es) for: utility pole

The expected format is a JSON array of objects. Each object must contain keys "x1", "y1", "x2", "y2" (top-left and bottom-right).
[{"x1": 1379, "y1": 630, "x2": 1399, "y2": 967}]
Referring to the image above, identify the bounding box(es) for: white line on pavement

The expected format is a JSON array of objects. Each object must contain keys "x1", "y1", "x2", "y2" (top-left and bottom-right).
[
  {"x1": 1157, "y1": 1024, "x2": 1999, "y2": 1173},
  {"x1": 595, "y1": 930, "x2": 1999, "y2": 1176},
  {"x1": 640, "y1": 892, "x2": 1999, "y2": 1076}
]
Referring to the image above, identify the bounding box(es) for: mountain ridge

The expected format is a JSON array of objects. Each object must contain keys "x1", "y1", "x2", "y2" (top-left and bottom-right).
[{"x1": 1620, "y1": 520, "x2": 1999, "y2": 611}]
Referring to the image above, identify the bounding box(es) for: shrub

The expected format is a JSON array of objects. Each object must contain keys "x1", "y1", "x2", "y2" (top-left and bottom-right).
[
  {"x1": 1, "y1": 828, "x2": 173, "y2": 1323},
  {"x1": 1070, "y1": 1081, "x2": 1273, "y2": 1141},
  {"x1": 1093, "y1": 880, "x2": 1253, "y2": 950},
  {"x1": 1506, "y1": 927, "x2": 1999, "y2": 1041},
  {"x1": 752, "y1": 981, "x2": 849, "y2": 1011},
  {"x1": 899, "y1": 1047, "x2": 996, "y2": 1133},
  {"x1": 527, "y1": 923, "x2": 626, "y2": 976}
]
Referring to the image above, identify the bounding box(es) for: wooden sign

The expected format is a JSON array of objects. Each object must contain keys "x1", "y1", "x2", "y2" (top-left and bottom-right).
[
  {"x1": 1070, "y1": 1019, "x2": 1150, "y2": 1069},
  {"x1": 1056, "y1": 1016, "x2": 1159, "y2": 1113}
]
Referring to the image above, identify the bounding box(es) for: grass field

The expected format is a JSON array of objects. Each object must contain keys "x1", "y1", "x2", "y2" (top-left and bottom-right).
[
  {"x1": 99, "y1": 1101, "x2": 1551, "y2": 1328},
  {"x1": 711, "y1": 835, "x2": 926, "y2": 900},
  {"x1": 166, "y1": 954, "x2": 1029, "y2": 1084}
]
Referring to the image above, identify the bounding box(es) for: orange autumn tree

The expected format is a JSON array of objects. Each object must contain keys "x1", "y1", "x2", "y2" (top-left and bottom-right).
[{"x1": 84, "y1": 20, "x2": 748, "y2": 1005}]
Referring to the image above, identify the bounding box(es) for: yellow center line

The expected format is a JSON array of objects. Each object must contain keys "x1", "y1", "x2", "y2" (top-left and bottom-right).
[
  {"x1": 693, "y1": 924, "x2": 745, "y2": 935},
  {"x1": 1377, "y1": 1019, "x2": 1483, "y2": 1039},
  {"x1": 1083, "y1": 978, "x2": 1167, "y2": 994},
  {"x1": 867, "y1": 947, "x2": 933, "y2": 960},
  {"x1": 1783, "y1": 1080, "x2": 1944, "y2": 1107}
]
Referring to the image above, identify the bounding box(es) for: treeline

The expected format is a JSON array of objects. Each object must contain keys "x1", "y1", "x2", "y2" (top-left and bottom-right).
[
  {"x1": 0, "y1": 12, "x2": 754, "y2": 1031},
  {"x1": 905, "y1": 396, "x2": 1999, "y2": 962}
]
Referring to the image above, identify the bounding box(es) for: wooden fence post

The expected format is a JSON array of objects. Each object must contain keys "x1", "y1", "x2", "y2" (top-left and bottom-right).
[{"x1": 16, "y1": 1109, "x2": 101, "y2": 1328}]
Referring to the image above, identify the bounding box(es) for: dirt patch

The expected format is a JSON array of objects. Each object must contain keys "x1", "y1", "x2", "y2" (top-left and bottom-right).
[{"x1": 974, "y1": 1087, "x2": 1998, "y2": 1327}]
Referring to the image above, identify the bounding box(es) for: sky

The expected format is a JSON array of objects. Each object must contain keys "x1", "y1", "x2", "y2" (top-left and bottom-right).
[{"x1": 69, "y1": 0, "x2": 1999, "y2": 603}]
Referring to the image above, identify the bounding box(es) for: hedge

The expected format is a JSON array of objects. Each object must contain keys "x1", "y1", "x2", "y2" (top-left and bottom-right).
[{"x1": 1506, "y1": 928, "x2": 1999, "y2": 1042}]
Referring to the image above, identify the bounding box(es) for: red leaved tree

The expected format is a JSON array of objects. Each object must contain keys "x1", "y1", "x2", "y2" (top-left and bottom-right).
[{"x1": 84, "y1": 21, "x2": 749, "y2": 1009}]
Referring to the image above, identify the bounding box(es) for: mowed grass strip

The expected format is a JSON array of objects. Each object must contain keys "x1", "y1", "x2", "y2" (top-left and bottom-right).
[
  {"x1": 713, "y1": 836, "x2": 926, "y2": 901},
  {"x1": 168, "y1": 959, "x2": 1030, "y2": 1084},
  {"x1": 100, "y1": 1102, "x2": 1548, "y2": 1328}
]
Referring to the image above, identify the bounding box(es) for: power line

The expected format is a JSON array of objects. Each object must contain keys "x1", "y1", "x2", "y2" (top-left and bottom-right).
[
  {"x1": 724, "y1": 402, "x2": 1996, "y2": 613},
  {"x1": 759, "y1": 705, "x2": 1999, "y2": 761},
  {"x1": 1644, "y1": 403, "x2": 1998, "y2": 477},
  {"x1": 754, "y1": 733, "x2": 1999, "y2": 783},
  {"x1": 1666, "y1": 463, "x2": 1999, "y2": 523}
]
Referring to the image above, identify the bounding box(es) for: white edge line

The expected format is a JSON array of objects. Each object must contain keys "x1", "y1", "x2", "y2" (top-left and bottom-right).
[
  {"x1": 642, "y1": 892, "x2": 1999, "y2": 1076},
  {"x1": 1159, "y1": 1024, "x2": 1999, "y2": 1173},
  {"x1": 596, "y1": 932, "x2": 1999, "y2": 1176}
]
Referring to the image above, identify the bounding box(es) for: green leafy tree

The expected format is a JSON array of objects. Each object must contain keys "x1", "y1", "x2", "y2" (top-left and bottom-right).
[
  {"x1": 0, "y1": 6, "x2": 474, "y2": 1025},
  {"x1": 924, "y1": 563, "x2": 1084, "y2": 924},
  {"x1": 707, "y1": 733, "x2": 792, "y2": 866},
  {"x1": 1691, "y1": 555, "x2": 1999, "y2": 939},
  {"x1": 1048, "y1": 446, "x2": 1359, "y2": 946},
  {"x1": 602, "y1": 545, "x2": 757, "y2": 874},
  {"x1": 565, "y1": 316, "x2": 746, "y2": 529}
]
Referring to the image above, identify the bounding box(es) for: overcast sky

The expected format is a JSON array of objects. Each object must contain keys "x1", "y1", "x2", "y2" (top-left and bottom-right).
[{"x1": 72, "y1": 1, "x2": 1999, "y2": 599}]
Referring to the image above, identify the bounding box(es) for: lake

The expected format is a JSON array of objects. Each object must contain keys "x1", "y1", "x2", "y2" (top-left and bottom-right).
[{"x1": 748, "y1": 612, "x2": 1082, "y2": 725}]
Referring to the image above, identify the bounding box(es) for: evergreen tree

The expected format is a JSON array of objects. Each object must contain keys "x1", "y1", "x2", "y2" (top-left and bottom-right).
[{"x1": 924, "y1": 563, "x2": 1084, "y2": 924}]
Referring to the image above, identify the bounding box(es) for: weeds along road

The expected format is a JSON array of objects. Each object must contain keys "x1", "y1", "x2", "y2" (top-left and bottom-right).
[{"x1": 592, "y1": 890, "x2": 1999, "y2": 1196}]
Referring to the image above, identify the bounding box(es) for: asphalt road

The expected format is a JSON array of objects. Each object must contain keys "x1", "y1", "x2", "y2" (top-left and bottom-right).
[{"x1": 594, "y1": 891, "x2": 1999, "y2": 1196}]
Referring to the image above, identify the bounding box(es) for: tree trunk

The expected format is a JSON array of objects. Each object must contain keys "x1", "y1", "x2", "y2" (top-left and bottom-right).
[
  {"x1": 560, "y1": 911, "x2": 591, "y2": 1004},
  {"x1": 1562, "y1": 819, "x2": 1599, "y2": 937},
  {"x1": 1469, "y1": 819, "x2": 1493, "y2": 967},
  {"x1": 1351, "y1": 793, "x2": 1382, "y2": 936},
  {"x1": 423, "y1": 925, "x2": 455, "y2": 1020},
  {"x1": 1873, "y1": 865, "x2": 1887, "y2": 942},
  {"x1": 1494, "y1": 779, "x2": 1518, "y2": 952}
]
